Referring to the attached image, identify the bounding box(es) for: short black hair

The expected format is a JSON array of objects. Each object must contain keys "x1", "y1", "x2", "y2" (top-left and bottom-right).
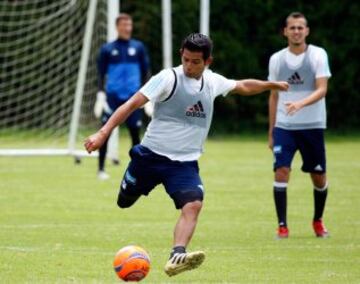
[
  {"x1": 116, "y1": 13, "x2": 132, "y2": 25},
  {"x1": 285, "y1": 12, "x2": 308, "y2": 27},
  {"x1": 181, "y1": 33, "x2": 213, "y2": 60}
]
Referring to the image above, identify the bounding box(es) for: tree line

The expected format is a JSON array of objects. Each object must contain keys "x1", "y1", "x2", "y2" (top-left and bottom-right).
[{"x1": 122, "y1": 0, "x2": 359, "y2": 133}]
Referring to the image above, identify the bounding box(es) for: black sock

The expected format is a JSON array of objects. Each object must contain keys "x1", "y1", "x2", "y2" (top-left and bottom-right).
[
  {"x1": 129, "y1": 127, "x2": 141, "y2": 146},
  {"x1": 274, "y1": 186, "x2": 287, "y2": 227},
  {"x1": 98, "y1": 137, "x2": 109, "y2": 172},
  {"x1": 170, "y1": 246, "x2": 186, "y2": 258},
  {"x1": 313, "y1": 187, "x2": 328, "y2": 221}
]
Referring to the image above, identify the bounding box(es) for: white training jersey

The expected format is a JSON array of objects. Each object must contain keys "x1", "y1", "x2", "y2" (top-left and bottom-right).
[
  {"x1": 268, "y1": 44, "x2": 331, "y2": 129},
  {"x1": 139, "y1": 65, "x2": 236, "y2": 161}
]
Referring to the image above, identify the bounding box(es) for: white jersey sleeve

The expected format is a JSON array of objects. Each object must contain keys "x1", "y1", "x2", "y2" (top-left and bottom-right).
[
  {"x1": 139, "y1": 69, "x2": 175, "y2": 102},
  {"x1": 268, "y1": 52, "x2": 280, "y2": 81},
  {"x1": 310, "y1": 47, "x2": 331, "y2": 78},
  {"x1": 207, "y1": 70, "x2": 236, "y2": 98}
]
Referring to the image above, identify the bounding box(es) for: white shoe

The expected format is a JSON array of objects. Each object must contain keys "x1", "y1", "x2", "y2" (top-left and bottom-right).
[
  {"x1": 97, "y1": 171, "x2": 110, "y2": 180},
  {"x1": 164, "y1": 251, "x2": 205, "y2": 277}
]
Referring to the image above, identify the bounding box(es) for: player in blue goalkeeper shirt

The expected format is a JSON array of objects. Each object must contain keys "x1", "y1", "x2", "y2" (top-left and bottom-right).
[{"x1": 95, "y1": 13, "x2": 150, "y2": 180}]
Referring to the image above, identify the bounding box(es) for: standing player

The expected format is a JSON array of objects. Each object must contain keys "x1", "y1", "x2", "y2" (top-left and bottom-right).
[
  {"x1": 85, "y1": 33, "x2": 288, "y2": 276},
  {"x1": 94, "y1": 13, "x2": 150, "y2": 180},
  {"x1": 268, "y1": 12, "x2": 331, "y2": 238}
]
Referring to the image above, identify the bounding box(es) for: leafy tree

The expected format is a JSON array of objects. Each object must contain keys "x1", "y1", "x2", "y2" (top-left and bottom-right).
[{"x1": 122, "y1": 0, "x2": 360, "y2": 132}]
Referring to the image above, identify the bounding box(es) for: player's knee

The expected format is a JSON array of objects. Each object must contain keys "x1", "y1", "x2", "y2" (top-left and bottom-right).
[
  {"x1": 117, "y1": 185, "x2": 140, "y2": 209},
  {"x1": 117, "y1": 193, "x2": 138, "y2": 209},
  {"x1": 171, "y1": 189, "x2": 204, "y2": 210},
  {"x1": 311, "y1": 173, "x2": 327, "y2": 189},
  {"x1": 181, "y1": 201, "x2": 203, "y2": 221},
  {"x1": 117, "y1": 193, "x2": 130, "y2": 208},
  {"x1": 117, "y1": 198, "x2": 133, "y2": 209},
  {"x1": 275, "y1": 167, "x2": 290, "y2": 182},
  {"x1": 186, "y1": 201, "x2": 202, "y2": 214},
  {"x1": 184, "y1": 200, "x2": 203, "y2": 212}
]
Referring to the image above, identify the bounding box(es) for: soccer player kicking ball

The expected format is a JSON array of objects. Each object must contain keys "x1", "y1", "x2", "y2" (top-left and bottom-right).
[{"x1": 85, "y1": 33, "x2": 288, "y2": 276}]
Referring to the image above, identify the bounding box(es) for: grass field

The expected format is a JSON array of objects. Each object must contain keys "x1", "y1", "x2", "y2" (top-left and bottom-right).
[{"x1": 0, "y1": 136, "x2": 359, "y2": 283}]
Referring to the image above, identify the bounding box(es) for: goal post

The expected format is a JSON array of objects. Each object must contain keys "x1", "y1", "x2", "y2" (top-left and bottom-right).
[
  {"x1": 68, "y1": 0, "x2": 98, "y2": 156},
  {"x1": 0, "y1": 0, "x2": 106, "y2": 157},
  {"x1": 105, "y1": 0, "x2": 120, "y2": 163},
  {"x1": 0, "y1": 0, "x2": 210, "y2": 158}
]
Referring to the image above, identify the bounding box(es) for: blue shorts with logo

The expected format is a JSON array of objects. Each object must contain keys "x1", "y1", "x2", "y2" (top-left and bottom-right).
[
  {"x1": 120, "y1": 144, "x2": 204, "y2": 209},
  {"x1": 102, "y1": 95, "x2": 142, "y2": 129},
  {"x1": 272, "y1": 127, "x2": 326, "y2": 173}
]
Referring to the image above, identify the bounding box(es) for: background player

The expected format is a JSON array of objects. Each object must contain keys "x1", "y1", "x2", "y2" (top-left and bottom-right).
[
  {"x1": 268, "y1": 12, "x2": 331, "y2": 238},
  {"x1": 86, "y1": 33, "x2": 288, "y2": 276},
  {"x1": 94, "y1": 13, "x2": 150, "y2": 180}
]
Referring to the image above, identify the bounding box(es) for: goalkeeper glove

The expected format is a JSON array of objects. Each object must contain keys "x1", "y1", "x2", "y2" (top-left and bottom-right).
[{"x1": 94, "y1": 91, "x2": 112, "y2": 118}]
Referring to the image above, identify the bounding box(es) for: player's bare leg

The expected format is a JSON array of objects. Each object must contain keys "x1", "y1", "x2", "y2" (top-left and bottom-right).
[
  {"x1": 311, "y1": 173, "x2": 329, "y2": 237},
  {"x1": 165, "y1": 201, "x2": 205, "y2": 276},
  {"x1": 173, "y1": 200, "x2": 202, "y2": 246}
]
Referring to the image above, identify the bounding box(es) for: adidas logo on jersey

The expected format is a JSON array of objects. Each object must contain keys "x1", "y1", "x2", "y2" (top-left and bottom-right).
[
  {"x1": 287, "y1": 72, "x2": 304, "y2": 85},
  {"x1": 111, "y1": 49, "x2": 119, "y2": 56},
  {"x1": 186, "y1": 101, "x2": 206, "y2": 118}
]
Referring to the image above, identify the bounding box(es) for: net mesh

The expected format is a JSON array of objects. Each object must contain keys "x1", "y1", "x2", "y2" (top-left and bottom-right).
[{"x1": 0, "y1": 0, "x2": 106, "y2": 151}]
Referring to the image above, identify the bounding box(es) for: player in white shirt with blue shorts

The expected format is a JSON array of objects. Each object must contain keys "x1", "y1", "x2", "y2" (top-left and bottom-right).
[
  {"x1": 268, "y1": 12, "x2": 331, "y2": 239},
  {"x1": 85, "y1": 33, "x2": 288, "y2": 276}
]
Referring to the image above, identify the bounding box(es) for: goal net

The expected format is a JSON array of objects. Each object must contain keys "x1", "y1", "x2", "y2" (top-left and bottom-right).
[{"x1": 0, "y1": 0, "x2": 106, "y2": 157}]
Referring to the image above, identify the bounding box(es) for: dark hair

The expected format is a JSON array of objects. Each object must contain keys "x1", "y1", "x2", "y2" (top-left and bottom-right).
[
  {"x1": 285, "y1": 12, "x2": 308, "y2": 27},
  {"x1": 116, "y1": 13, "x2": 132, "y2": 25},
  {"x1": 181, "y1": 33, "x2": 213, "y2": 60}
]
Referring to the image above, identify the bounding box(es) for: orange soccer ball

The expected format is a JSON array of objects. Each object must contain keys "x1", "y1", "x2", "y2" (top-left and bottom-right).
[{"x1": 113, "y1": 245, "x2": 151, "y2": 282}]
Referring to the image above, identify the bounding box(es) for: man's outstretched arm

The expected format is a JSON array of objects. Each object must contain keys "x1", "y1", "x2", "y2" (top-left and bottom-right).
[
  {"x1": 84, "y1": 92, "x2": 148, "y2": 153},
  {"x1": 229, "y1": 79, "x2": 289, "y2": 96}
]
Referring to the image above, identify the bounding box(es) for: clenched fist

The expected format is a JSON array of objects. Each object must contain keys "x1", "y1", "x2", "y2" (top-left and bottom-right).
[
  {"x1": 84, "y1": 130, "x2": 108, "y2": 154},
  {"x1": 275, "y1": 81, "x2": 289, "y2": 91}
]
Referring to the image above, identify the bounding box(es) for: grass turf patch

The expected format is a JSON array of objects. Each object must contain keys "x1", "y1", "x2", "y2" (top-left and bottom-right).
[{"x1": 0, "y1": 137, "x2": 359, "y2": 283}]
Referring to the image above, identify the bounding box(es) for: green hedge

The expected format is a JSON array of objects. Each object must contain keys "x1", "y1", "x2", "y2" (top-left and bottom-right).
[{"x1": 122, "y1": 0, "x2": 360, "y2": 132}]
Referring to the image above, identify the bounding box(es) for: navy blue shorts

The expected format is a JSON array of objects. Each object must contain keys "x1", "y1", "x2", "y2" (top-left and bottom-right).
[
  {"x1": 272, "y1": 127, "x2": 326, "y2": 173},
  {"x1": 119, "y1": 145, "x2": 204, "y2": 209},
  {"x1": 102, "y1": 96, "x2": 142, "y2": 129}
]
